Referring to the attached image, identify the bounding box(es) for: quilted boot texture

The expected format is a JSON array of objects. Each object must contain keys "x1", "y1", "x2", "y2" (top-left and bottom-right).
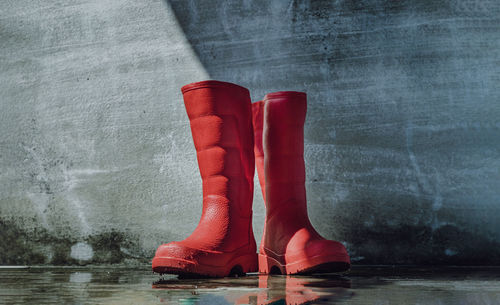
[{"x1": 153, "y1": 80, "x2": 257, "y2": 277}]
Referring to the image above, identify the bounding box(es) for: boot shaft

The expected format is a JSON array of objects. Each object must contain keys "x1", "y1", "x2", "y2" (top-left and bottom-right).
[
  {"x1": 262, "y1": 91, "x2": 308, "y2": 216},
  {"x1": 182, "y1": 80, "x2": 255, "y2": 218}
]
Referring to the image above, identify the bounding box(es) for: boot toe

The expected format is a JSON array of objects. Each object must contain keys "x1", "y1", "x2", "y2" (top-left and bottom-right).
[
  {"x1": 284, "y1": 236, "x2": 351, "y2": 274},
  {"x1": 152, "y1": 242, "x2": 200, "y2": 274},
  {"x1": 152, "y1": 241, "x2": 257, "y2": 277},
  {"x1": 154, "y1": 242, "x2": 196, "y2": 261},
  {"x1": 307, "y1": 239, "x2": 349, "y2": 260}
]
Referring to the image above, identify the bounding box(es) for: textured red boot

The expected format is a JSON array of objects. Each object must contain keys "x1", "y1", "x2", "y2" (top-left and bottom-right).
[
  {"x1": 252, "y1": 92, "x2": 351, "y2": 275},
  {"x1": 152, "y1": 80, "x2": 258, "y2": 277}
]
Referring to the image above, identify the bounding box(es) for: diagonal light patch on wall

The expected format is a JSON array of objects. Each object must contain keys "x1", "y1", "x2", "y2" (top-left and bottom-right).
[{"x1": 0, "y1": 0, "x2": 211, "y2": 263}]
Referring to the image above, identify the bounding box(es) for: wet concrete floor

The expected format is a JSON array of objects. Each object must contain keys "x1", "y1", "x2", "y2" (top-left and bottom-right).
[{"x1": 0, "y1": 266, "x2": 499, "y2": 304}]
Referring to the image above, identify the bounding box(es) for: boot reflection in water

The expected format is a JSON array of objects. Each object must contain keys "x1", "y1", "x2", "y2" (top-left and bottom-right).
[
  {"x1": 232, "y1": 274, "x2": 351, "y2": 305},
  {"x1": 152, "y1": 81, "x2": 258, "y2": 277},
  {"x1": 252, "y1": 92, "x2": 351, "y2": 275},
  {"x1": 153, "y1": 274, "x2": 350, "y2": 305}
]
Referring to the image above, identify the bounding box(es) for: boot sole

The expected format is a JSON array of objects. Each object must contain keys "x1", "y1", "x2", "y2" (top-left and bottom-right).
[
  {"x1": 258, "y1": 253, "x2": 350, "y2": 275},
  {"x1": 153, "y1": 253, "x2": 258, "y2": 278}
]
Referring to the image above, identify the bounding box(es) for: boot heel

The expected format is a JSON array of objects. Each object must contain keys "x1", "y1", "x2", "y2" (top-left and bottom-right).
[
  {"x1": 258, "y1": 253, "x2": 285, "y2": 275},
  {"x1": 227, "y1": 252, "x2": 258, "y2": 276},
  {"x1": 240, "y1": 253, "x2": 258, "y2": 274},
  {"x1": 245, "y1": 254, "x2": 259, "y2": 274}
]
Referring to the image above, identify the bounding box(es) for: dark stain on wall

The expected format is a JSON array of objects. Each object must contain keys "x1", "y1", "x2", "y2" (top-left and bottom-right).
[{"x1": 0, "y1": 218, "x2": 148, "y2": 265}]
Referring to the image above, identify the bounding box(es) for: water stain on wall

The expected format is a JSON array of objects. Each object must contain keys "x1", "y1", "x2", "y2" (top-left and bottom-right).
[{"x1": 0, "y1": 218, "x2": 147, "y2": 265}]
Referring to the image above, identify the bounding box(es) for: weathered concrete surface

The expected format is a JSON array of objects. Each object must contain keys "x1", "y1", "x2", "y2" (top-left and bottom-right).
[
  {"x1": 1, "y1": 0, "x2": 500, "y2": 265},
  {"x1": 0, "y1": 0, "x2": 212, "y2": 265}
]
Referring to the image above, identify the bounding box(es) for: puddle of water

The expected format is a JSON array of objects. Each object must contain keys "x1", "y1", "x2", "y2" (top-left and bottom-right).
[{"x1": 0, "y1": 266, "x2": 499, "y2": 304}]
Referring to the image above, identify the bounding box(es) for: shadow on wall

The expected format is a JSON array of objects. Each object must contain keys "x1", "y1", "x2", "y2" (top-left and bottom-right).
[{"x1": 164, "y1": 0, "x2": 500, "y2": 264}]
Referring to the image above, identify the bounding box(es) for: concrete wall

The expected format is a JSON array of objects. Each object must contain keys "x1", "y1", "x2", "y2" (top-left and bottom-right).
[{"x1": 1, "y1": 0, "x2": 499, "y2": 265}]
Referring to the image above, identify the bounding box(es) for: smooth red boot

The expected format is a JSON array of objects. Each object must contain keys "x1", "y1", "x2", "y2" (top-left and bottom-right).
[
  {"x1": 252, "y1": 92, "x2": 351, "y2": 275},
  {"x1": 152, "y1": 81, "x2": 258, "y2": 277}
]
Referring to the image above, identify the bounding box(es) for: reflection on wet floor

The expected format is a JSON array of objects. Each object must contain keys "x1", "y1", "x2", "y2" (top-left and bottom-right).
[
  {"x1": 153, "y1": 274, "x2": 352, "y2": 304},
  {"x1": 0, "y1": 266, "x2": 500, "y2": 304}
]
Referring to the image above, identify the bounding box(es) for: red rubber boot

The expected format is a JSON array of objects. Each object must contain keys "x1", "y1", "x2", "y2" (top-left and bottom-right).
[
  {"x1": 152, "y1": 80, "x2": 258, "y2": 277},
  {"x1": 252, "y1": 92, "x2": 351, "y2": 275}
]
